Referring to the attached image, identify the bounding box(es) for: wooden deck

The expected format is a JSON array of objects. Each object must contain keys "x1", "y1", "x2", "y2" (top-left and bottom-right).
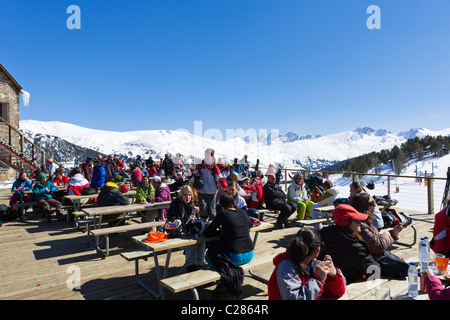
[{"x1": 0, "y1": 188, "x2": 436, "y2": 300}]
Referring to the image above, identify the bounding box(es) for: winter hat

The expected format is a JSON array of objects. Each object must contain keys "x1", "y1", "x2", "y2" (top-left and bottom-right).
[
  {"x1": 37, "y1": 172, "x2": 47, "y2": 180},
  {"x1": 204, "y1": 148, "x2": 215, "y2": 166},
  {"x1": 119, "y1": 184, "x2": 129, "y2": 193},
  {"x1": 152, "y1": 176, "x2": 162, "y2": 183},
  {"x1": 265, "y1": 166, "x2": 276, "y2": 177},
  {"x1": 332, "y1": 204, "x2": 368, "y2": 227},
  {"x1": 112, "y1": 175, "x2": 123, "y2": 183},
  {"x1": 86, "y1": 156, "x2": 93, "y2": 162}
]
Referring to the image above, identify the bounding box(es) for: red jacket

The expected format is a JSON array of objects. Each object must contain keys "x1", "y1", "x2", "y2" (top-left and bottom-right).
[
  {"x1": 268, "y1": 250, "x2": 346, "y2": 300},
  {"x1": 246, "y1": 178, "x2": 264, "y2": 209},
  {"x1": 431, "y1": 206, "x2": 450, "y2": 256}
]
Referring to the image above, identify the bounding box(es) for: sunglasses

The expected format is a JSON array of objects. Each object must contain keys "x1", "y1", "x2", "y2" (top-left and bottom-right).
[{"x1": 369, "y1": 201, "x2": 375, "y2": 206}]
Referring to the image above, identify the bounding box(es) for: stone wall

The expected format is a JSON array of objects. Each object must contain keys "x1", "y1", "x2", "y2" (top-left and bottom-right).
[{"x1": 0, "y1": 68, "x2": 22, "y2": 182}]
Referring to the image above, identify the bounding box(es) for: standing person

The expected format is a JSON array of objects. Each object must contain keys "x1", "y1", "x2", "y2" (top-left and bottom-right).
[
  {"x1": 162, "y1": 154, "x2": 174, "y2": 180},
  {"x1": 33, "y1": 172, "x2": 65, "y2": 223},
  {"x1": 288, "y1": 173, "x2": 314, "y2": 220},
  {"x1": 268, "y1": 228, "x2": 346, "y2": 300},
  {"x1": 91, "y1": 158, "x2": 106, "y2": 191},
  {"x1": 104, "y1": 154, "x2": 118, "y2": 183},
  {"x1": 193, "y1": 148, "x2": 228, "y2": 221},
  {"x1": 80, "y1": 156, "x2": 94, "y2": 183},
  {"x1": 204, "y1": 193, "x2": 254, "y2": 297},
  {"x1": 318, "y1": 204, "x2": 380, "y2": 284},
  {"x1": 263, "y1": 171, "x2": 297, "y2": 229}
]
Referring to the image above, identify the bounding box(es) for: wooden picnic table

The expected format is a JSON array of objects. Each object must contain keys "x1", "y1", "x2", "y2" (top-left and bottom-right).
[
  {"x1": 63, "y1": 190, "x2": 137, "y2": 212},
  {"x1": 81, "y1": 201, "x2": 171, "y2": 257},
  {"x1": 130, "y1": 221, "x2": 273, "y2": 299}
]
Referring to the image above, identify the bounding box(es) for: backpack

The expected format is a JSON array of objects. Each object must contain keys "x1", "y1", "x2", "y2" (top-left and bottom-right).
[
  {"x1": 193, "y1": 161, "x2": 216, "y2": 190},
  {"x1": 0, "y1": 204, "x2": 16, "y2": 222}
]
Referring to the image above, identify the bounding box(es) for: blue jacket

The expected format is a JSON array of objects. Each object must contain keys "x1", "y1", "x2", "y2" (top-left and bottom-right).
[
  {"x1": 91, "y1": 164, "x2": 106, "y2": 189},
  {"x1": 33, "y1": 180, "x2": 58, "y2": 200},
  {"x1": 11, "y1": 179, "x2": 33, "y2": 194}
]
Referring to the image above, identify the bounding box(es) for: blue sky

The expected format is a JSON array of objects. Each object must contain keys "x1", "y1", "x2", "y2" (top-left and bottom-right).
[{"x1": 1, "y1": 0, "x2": 450, "y2": 136}]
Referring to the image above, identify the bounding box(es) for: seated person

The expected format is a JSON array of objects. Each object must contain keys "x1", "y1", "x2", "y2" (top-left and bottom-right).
[
  {"x1": 318, "y1": 204, "x2": 380, "y2": 284},
  {"x1": 33, "y1": 172, "x2": 65, "y2": 223},
  {"x1": 131, "y1": 166, "x2": 143, "y2": 187},
  {"x1": 97, "y1": 175, "x2": 130, "y2": 225},
  {"x1": 268, "y1": 228, "x2": 346, "y2": 300},
  {"x1": 10, "y1": 172, "x2": 33, "y2": 217},
  {"x1": 224, "y1": 180, "x2": 264, "y2": 221},
  {"x1": 243, "y1": 177, "x2": 264, "y2": 209},
  {"x1": 166, "y1": 185, "x2": 204, "y2": 272},
  {"x1": 263, "y1": 172, "x2": 297, "y2": 229},
  {"x1": 310, "y1": 179, "x2": 340, "y2": 230},
  {"x1": 52, "y1": 168, "x2": 69, "y2": 187},
  {"x1": 430, "y1": 197, "x2": 450, "y2": 258},
  {"x1": 147, "y1": 176, "x2": 172, "y2": 221},
  {"x1": 349, "y1": 193, "x2": 408, "y2": 279},
  {"x1": 135, "y1": 176, "x2": 155, "y2": 203},
  {"x1": 288, "y1": 173, "x2": 314, "y2": 220},
  {"x1": 66, "y1": 167, "x2": 91, "y2": 206},
  {"x1": 421, "y1": 269, "x2": 450, "y2": 300},
  {"x1": 349, "y1": 182, "x2": 384, "y2": 229},
  {"x1": 204, "y1": 193, "x2": 254, "y2": 297}
]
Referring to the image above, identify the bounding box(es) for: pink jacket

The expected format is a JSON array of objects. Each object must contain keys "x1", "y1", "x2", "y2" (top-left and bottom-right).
[{"x1": 425, "y1": 274, "x2": 450, "y2": 300}]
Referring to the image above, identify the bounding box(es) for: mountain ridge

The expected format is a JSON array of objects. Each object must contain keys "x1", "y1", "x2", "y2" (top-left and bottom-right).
[{"x1": 19, "y1": 120, "x2": 450, "y2": 170}]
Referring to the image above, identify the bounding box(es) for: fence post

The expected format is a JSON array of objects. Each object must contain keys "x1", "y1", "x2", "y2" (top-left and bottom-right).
[
  {"x1": 427, "y1": 177, "x2": 434, "y2": 214},
  {"x1": 284, "y1": 169, "x2": 288, "y2": 192},
  {"x1": 387, "y1": 176, "x2": 390, "y2": 197}
]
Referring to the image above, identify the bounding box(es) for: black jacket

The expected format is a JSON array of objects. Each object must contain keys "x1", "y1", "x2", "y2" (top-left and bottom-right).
[
  {"x1": 319, "y1": 225, "x2": 380, "y2": 284},
  {"x1": 263, "y1": 182, "x2": 286, "y2": 206},
  {"x1": 204, "y1": 208, "x2": 253, "y2": 254},
  {"x1": 166, "y1": 198, "x2": 197, "y2": 224},
  {"x1": 97, "y1": 183, "x2": 129, "y2": 207}
]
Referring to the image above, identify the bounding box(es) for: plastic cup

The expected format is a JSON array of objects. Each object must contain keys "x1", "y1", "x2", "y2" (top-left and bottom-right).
[
  {"x1": 369, "y1": 287, "x2": 391, "y2": 300},
  {"x1": 435, "y1": 254, "x2": 449, "y2": 272},
  {"x1": 347, "y1": 289, "x2": 362, "y2": 300}
]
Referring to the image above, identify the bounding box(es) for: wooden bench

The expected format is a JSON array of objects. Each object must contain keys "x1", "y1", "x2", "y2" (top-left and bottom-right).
[
  {"x1": 291, "y1": 217, "x2": 330, "y2": 228},
  {"x1": 160, "y1": 248, "x2": 285, "y2": 300},
  {"x1": 88, "y1": 221, "x2": 165, "y2": 257}
]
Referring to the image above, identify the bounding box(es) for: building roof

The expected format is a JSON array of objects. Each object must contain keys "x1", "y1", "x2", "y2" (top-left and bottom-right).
[{"x1": 0, "y1": 63, "x2": 23, "y2": 91}]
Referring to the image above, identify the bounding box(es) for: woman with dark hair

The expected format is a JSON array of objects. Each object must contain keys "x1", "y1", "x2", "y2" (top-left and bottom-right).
[
  {"x1": 349, "y1": 193, "x2": 403, "y2": 260},
  {"x1": 268, "y1": 228, "x2": 345, "y2": 300},
  {"x1": 203, "y1": 192, "x2": 254, "y2": 297},
  {"x1": 318, "y1": 204, "x2": 380, "y2": 284},
  {"x1": 349, "y1": 193, "x2": 408, "y2": 279}
]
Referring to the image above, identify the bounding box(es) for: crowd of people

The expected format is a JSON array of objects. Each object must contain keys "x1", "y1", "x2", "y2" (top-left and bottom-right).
[{"x1": 6, "y1": 148, "x2": 450, "y2": 300}]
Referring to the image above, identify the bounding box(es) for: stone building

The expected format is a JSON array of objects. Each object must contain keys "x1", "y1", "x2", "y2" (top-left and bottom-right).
[{"x1": 0, "y1": 63, "x2": 28, "y2": 181}]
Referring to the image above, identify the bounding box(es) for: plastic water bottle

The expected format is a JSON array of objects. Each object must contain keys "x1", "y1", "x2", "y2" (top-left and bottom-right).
[
  {"x1": 419, "y1": 239, "x2": 428, "y2": 272},
  {"x1": 423, "y1": 237, "x2": 430, "y2": 260},
  {"x1": 408, "y1": 262, "x2": 418, "y2": 298}
]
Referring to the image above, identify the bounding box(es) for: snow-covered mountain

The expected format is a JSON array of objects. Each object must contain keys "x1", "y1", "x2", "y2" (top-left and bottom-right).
[{"x1": 19, "y1": 120, "x2": 450, "y2": 170}]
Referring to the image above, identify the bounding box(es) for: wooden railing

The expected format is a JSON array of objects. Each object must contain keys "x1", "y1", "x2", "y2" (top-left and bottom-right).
[
  {"x1": 0, "y1": 116, "x2": 59, "y2": 169},
  {"x1": 259, "y1": 166, "x2": 449, "y2": 215}
]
